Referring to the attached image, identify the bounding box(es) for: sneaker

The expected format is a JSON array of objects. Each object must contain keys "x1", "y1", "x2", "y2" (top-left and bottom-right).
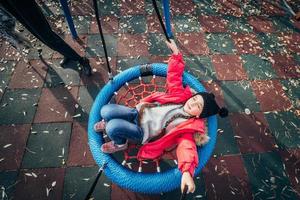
[
  {"x1": 94, "y1": 121, "x2": 106, "y2": 132},
  {"x1": 101, "y1": 141, "x2": 128, "y2": 154},
  {"x1": 80, "y1": 57, "x2": 92, "y2": 76}
]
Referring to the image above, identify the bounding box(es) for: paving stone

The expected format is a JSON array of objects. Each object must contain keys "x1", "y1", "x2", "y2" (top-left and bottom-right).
[
  {"x1": 119, "y1": 15, "x2": 147, "y2": 34},
  {"x1": 148, "y1": 33, "x2": 171, "y2": 56},
  {"x1": 176, "y1": 33, "x2": 209, "y2": 55},
  {"x1": 120, "y1": 0, "x2": 144, "y2": 15},
  {"x1": 269, "y1": 54, "x2": 300, "y2": 79},
  {"x1": 86, "y1": 34, "x2": 117, "y2": 58},
  {"x1": 90, "y1": 16, "x2": 119, "y2": 34},
  {"x1": 257, "y1": 33, "x2": 287, "y2": 54},
  {"x1": 248, "y1": 16, "x2": 275, "y2": 33},
  {"x1": 14, "y1": 168, "x2": 65, "y2": 200},
  {"x1": 203, "y1": 155, "x2": 252, "y2": 200},
  {"x1": 243, "y1": 152, "x2": 298, "y2": 200},
  {"x1": 44, "y1": 59, "x2": 81, "y2": 87},
  {"x1": 28, "y1": 44, "x2": 54, "y2": 60},
  {"x1": 271, "y1": 16, "x2": 298, "y2": 32},
  {"x1": 206, "y1": 33, "x2": 236, "y2": 54},
  {"x1": 280, "y1": 79, "x2": 300, "y2": 108},
  {"x1": 71, "y1": 16, "x2": 91, "y2": 34},
  {"x1": 0, "y1": 40, "x2": 21, "y2": 60},
  {"x1": 80, "y1": 57, "x2": 115, "y2": 86},
  {"x1": 173, "y1": 15, "x2": 200, "y2": 32},
  {"x1": 229, "y1": 112, "x2": 277, "y2": 154},
  {"x1": 111, "y1": 184, "x2": 159, "y2": 200},
  {"x1": 240, "y1": 1, "x2": 262, "y2": 16},
  {"x1": 212, "y1": 55, "x2": 247, "y2": 81},
  {"x1": 117, "y1": 56, "x2": 150, "y2": 71},
  {"x1": 221, "y1": 81, "x2": 261, "y2": 113},
  {"x1": 251, "y1": 80, "x2": 292, "y2": 112},
  {"x1": 22, "y1": 123, "x2": 72, "y2": 168},
  {"x1": 63, "y1": 166, "x2": 110, "y2": 200},
  {"x1": 52, "y1": 35, "x2": 87, "y2": 58},
  {"x1": 260, "y1": 1, "x2": 286, "y2": 16},
  {"x1": 264, "y1": 111, "x2": 300, "y2": 149},
  {"x1": 74, "y1": 85, "x2": 100, "y2": 122},
  {"x1": 34, "y1": 86, "x2": 78, "y2": 123},
  {"x1": 69, "y1": 0, "x2": 93, "y2": 16},
  {"x1": 146, "y1": 14, "x2": 163, "y2": 33},
  {"x1": 144, "y1": 0, "x2": 163, "y2": 15},
  {"x1": 0, "y1": 61, "x2": 16, "y2": 99},
  {"x1": 279, "y1": 33, "x2": 300, "y2": 53},
  {"x1": 67, "y1": 123, "x2": 95, "y2": 166},
  {"x1": 194, "y1": 0, "x2": 219, "y2": 15},
  {"x1": 185, "y1": 56, "x2": 217, "y2": 81},
  {"x1": 225, "y1": 16, "x2": 253, "y2": 33},
  {"x1": 241, "y1": 54, "x2": 278, "y2": 80},
  {"x1": 231, "y1": 33, "x2": 263, "y2": 54},
  {"x1": 213, "y1": 116, "x2": 240, "y2": 156},
  {"x1": 117, "y1": 34, "x2": 149, "y2": 56},
  {"x1": 0, "y1": 88, "x2": 41, "y2": 124},
  {"x1": 279, "y1": 149, "x2": 300, "y2": 196},
  {"x1": 0, "y1": 124, "x2": 31, "y2": 170},
  {"x1": 9, "y1": 60, "x2": 48, "y2": 89},
  {"x1": 170, "y1": 0, "x2": 196, "y2": 14},
  {"x1": 199, "y1": 15, "x2": 228, "y2": 33},
  {"x1": 97, "y1": 0, "x2": 120, "y2": 16},
  {"x1": 0, "y1": 171, "x2": 18, "y2": 200},
  {"x1": 215, "y1": 0, "x2": 243, "y2": 17}
]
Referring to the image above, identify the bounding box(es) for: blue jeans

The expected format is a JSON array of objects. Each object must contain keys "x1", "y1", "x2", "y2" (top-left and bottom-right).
[{"x1": 101, "y1": 104, "x2": 143, "y2": 145}]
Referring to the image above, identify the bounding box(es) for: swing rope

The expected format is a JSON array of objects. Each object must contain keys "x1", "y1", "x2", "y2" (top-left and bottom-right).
[
  {"x1": 92, "y1": 0, "x2": 113, "y2": 80},
  {"x1": 151, "y1": 0, "x2": 173, "y2": 42}
]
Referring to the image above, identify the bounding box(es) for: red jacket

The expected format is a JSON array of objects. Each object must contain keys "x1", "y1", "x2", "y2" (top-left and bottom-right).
[{"x1": 137, "y1": 53, "x2": 205, "y2": 176}]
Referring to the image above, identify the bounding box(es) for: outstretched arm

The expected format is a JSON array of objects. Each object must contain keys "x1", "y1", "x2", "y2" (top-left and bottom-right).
[{"x1": 165, "y1": 40, "x2": 185, "y2": 93}]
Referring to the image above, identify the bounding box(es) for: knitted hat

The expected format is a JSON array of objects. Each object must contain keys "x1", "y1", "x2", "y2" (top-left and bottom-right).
[{"x1": 192, "y1": 92, "x2": 228, "y2": 118}]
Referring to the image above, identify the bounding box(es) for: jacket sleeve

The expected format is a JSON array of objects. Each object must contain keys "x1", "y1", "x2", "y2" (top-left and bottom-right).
[
  {"x1": 176, "y1": 134, "x2": 199, "y2": 176},
  {"x1": 166, "y1": 53, "x2": 185, "y2": 94}
]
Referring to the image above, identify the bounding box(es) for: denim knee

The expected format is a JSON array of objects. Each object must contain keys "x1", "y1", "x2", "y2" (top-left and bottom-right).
[
  {"x1": 105, "y1": 119, "x2": 121, "y2": 138},
  {"x1": 100, "y1": 104, "x2": 113, "y2": 120}
]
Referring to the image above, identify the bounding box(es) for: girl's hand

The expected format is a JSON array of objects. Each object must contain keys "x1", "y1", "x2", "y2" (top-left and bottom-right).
[
  {"x1": 181, "y1": 171, "x2": 196, "y2": 194},
  {"x1": 166, "y1": 39, "x2": 179, "y2": 55}
]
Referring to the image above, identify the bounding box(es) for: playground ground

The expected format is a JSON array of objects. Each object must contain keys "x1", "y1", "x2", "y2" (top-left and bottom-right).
[{"x1": 0, "y1": 0, "x2": 299, "y2": 199}]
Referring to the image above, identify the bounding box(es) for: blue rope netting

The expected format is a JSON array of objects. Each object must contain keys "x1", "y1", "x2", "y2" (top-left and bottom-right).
[{"x1": 88, "y1": 63, "x2": 217, "y2": 194}]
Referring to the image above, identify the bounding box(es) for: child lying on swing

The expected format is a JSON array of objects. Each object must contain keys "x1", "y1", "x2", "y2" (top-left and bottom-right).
[{"x1": 94, "y1": 39, "x2": 228, "y2": 194}]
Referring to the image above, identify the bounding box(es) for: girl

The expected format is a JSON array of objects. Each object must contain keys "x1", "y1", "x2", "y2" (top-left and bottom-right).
[{"x1": 95, "y1": 40, "x2": 228, "y2": 194}]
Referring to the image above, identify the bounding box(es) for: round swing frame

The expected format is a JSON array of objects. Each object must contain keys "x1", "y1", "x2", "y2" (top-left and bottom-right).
[{"x1": 88, "y1": 63, "x2": 217, "y2": 194}]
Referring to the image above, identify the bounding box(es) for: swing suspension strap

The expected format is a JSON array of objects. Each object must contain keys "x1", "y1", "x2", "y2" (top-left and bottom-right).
[
  {"x1": 151, "y1": 0, "x2": 173, "y2": 42},
  {"x1": 84, "y1": 164, "x2": 106, "y2": 200},
  {"x1": 92, "y1": 0, "x2": 113, "y2": 80}
]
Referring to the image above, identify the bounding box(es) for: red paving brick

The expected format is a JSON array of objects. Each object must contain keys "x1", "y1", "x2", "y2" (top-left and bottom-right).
[
  {"x1": 14, "y1": 168, "x2": 65, "y2": 200},
  {"x1": 203, "y1": 155, "x2": 253, "y2": 200},
  {"x1": 279, "y1": 149, "x2": 300, "y2": 196},
  {"x1": 120, "y1": 0, "x2": 145, "y2": 15},
  {"x1": 0, "y1": 124, "x2": 31, "y2": 170},
  {"x1": 34, "y1": 86, "x2": 79, "y2": 123},
  {"x1": 170, "y1": 0, "x2": 196, "y2": 14},
  {"x1": 8, "y1": 60, "x2": 48, "y2": 89},
  {"x1": 261, "y1": 1, "x2": 286, "y2": 16},
  {"x1": 251, "y1": 79, "x2": 292, "y2": 112},
  {"x1": 279, "y1": 33, "x2": 300, "y2": 53},
  {"x1": 147, "y1": 14, "x2": 163, "y2": 33},
  {"x1": 199, "y1": 16, "x2": 228, "y2": 33},
  {"x1": 176, "y1": 33, "x2": 209, "y2": 55},
  {"x1": 216, "y1": 0, "x2": 243, "y2": 17},
  {"x1": 90, "y1": 16, "x2": 119, "y2": 34},
  {"x1": 111, "y1": 184, "x2": 160, "y2": 200},
  {"x1": 268, "y1": 54, "x2": 300, "y2": 78},
  {"x1": 212, "y1": 55, "x2": 248, "y2": 81},
  {"x1": 231, "y1": 33, "x2": 263, "y2": 54},
  {"x1": 67, "y1": 122, "x2": 95, "y2": 166},
  {"x1": 117, "y1": 34, "x2": 149, "y2": 57},
  {"x1": 229, "y1": 112, "x2": 277, "y2": 154},
  {"x1": 248, "y1": 16, "x2": 275, "y2": 33}
]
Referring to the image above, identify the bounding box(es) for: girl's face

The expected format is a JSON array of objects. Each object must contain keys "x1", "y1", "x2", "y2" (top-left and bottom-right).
[{"x1": 183, "y1": 94, "x2": 204, "y2": 117}]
